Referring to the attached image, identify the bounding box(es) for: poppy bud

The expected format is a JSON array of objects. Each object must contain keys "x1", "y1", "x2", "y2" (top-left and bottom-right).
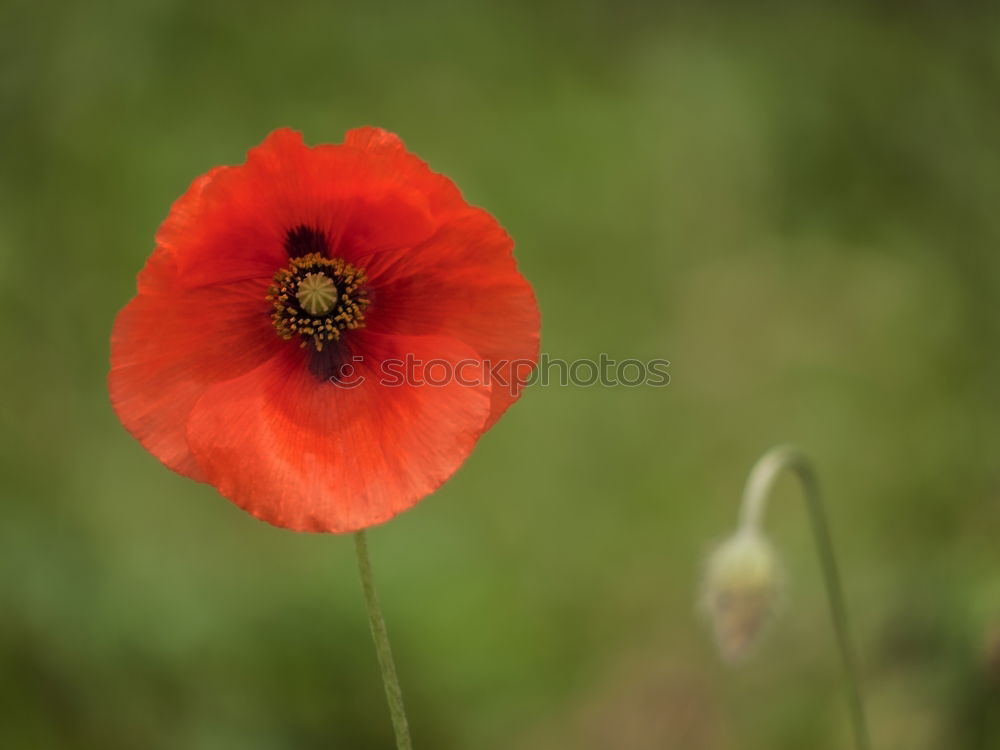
[{"x1": 701, "y1": 528, "x2": 782, "y2": 662}]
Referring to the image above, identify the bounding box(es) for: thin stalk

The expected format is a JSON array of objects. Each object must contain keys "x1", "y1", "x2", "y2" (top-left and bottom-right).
[
  {"x1": 354, "y1": 530, "x2": 413, "y2": 750},
  {"x1": 739, "y1": 445, "x2": 871, "y2": 750}
]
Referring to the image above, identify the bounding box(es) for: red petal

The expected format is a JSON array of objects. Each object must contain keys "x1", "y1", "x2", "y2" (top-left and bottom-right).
[
  {"x1": 184, "y1": 334, "x2": 492, "y2": 532},
  {"x1": 344, "y1": 127, "x2": 469, "y2": 217},
  {"x1": 109, "y1": 272, "x2": 280, "y2": 479},
  {"x1": 159, "y1": 129, "x2": 438, "y2": 289},
  {"x1": 363, "y1": 208, "x2": 540, "y2": 426},
  {"x1": 149, "y1": 167, "x2": 227, "y2": 288}
]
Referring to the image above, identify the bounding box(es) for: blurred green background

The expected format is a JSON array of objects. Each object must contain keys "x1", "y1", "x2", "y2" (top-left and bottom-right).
[{"x1": 3, "y1": 0, "x2": 999, "y2": 748}]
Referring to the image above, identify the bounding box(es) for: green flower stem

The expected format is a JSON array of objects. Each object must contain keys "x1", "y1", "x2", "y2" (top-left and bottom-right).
[
  {"x1": 739, "y1": 446, "x2": 871, "y2": 750},
  {"x1": 353, "y1": 530, "x2": 413, "y2": 750}
]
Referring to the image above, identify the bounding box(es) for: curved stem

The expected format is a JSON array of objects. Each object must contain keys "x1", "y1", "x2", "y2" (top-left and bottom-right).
[
  {"x1": 354, "y1": 530, "x2": 413, "y2": 750},
  {"x1": 739, "y1": 446, "x2": 871, "y2": 750}
]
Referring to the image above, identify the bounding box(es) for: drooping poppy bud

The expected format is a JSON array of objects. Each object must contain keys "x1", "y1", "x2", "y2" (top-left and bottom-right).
[{"x1": 701, "y1": 528, "x2": 783, "y2": 662}]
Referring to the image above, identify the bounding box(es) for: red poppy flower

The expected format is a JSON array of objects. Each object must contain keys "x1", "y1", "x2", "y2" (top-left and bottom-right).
[{"x1": 109, "y1": 128, "x2": 539, "y2": 533}]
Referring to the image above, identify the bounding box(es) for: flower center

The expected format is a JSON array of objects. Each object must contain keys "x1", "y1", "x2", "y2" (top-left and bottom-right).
[
  {"x1": 268, "y1": 253, "x2": 370, "y2": 352},
  {"x1": 296, "y1": 272, "x2": 338, "y2": 315}
]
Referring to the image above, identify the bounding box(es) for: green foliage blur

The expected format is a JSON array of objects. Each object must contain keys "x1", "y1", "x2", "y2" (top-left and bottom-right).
[{"x1": 3, "y1": 0, "x2": 999, "y2": 747}]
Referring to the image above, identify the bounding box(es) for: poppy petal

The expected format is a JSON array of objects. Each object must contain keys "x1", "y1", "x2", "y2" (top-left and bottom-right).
[
  {"x1": 109, "y1": 274, "x2": 280, "y2": 479},
  {"x1": 159, "y1": 130, "x2": 438, "y2": 289},
  {"x1": 184, "y1": 334, "x2": 492, "y2": 532},
  {"x1": 344, "y1": 127, "x2": 469, "y2": 217},
  {"x1": 363, "y1": 208, "x2": 540, "y2": 426}
]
